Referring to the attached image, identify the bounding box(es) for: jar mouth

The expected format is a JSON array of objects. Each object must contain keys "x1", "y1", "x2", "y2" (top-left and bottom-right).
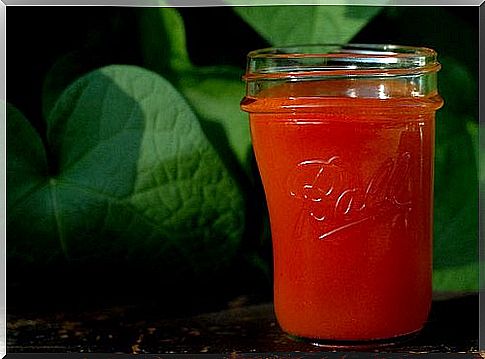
[{"x1": 244, "y1": 44, "x2": 441, "y2": 81}]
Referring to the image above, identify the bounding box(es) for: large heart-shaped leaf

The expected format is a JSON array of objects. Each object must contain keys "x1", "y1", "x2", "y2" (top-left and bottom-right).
[{"x1": 8, "y1": 65, "x2": 245, "y2": 277}]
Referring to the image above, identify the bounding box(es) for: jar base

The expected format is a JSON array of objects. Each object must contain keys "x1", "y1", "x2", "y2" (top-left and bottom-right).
[{"x1": 286, "y1": 329, "x2": 421, "y2": 350}]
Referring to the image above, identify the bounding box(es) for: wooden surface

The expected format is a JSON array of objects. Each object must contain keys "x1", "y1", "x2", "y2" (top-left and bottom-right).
[{"x1": 7, "y1": 294, "x2": 480, "y2": 356}]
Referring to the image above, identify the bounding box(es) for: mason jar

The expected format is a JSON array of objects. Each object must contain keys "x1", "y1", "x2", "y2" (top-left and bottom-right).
[{"x1": 241, "y1": 44, "x2": 443, "y2": 346}]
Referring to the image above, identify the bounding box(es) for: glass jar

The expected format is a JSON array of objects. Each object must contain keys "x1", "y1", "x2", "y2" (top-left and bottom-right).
[{"x1": 241, "y1": 44, "x2": 443, "y2": 346}]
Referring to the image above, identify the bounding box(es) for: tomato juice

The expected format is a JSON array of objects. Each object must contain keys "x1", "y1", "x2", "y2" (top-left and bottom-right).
[{"x1": 241, "y1": 45, "x2": 443, "y2": 344}]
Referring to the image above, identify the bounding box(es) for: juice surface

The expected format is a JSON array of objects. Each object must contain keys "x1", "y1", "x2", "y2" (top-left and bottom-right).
[{"x1": 242, "y1": 81, "x2": 441, "y2": 341}]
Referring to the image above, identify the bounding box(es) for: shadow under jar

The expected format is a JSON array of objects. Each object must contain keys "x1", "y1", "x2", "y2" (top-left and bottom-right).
[{"x1": 240, "y1": 44, "x2": 443, "y2": 347}]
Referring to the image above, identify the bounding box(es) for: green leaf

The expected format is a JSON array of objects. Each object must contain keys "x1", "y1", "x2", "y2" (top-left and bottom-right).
[
  {"x1": 7, "y1": 104, "x2": 49, "y2": 210},
  {"x1": 176, "y1": 66, "x2": 252, "y2": 177},
  {"x1": 433, "y1": 262, "x2": 478, "y2": 293},
  {"x1": 430, "y1": 52, "x2": 479, "y2": 292},
  {"x1": 232, "y1": 5, "x2": 382, "y2": 46},
  {"x1": 8, "y1": 65, "x2": 245, "y2": 276},
  {"x1": 438, "y1": 56, "x2": 477, "y2": 120},
  {"x1": 137, "y1": 7, "x2": 253, "y2": 177},
  {"x1": 7, "y1": 105, "x2": 64, "y2": 265},
  {"x1": 432, "y1": 92, "x2": 478, "y2": 291},
  {"x1": 137, "y1": 6, "x2": 191, "y2": 75}
]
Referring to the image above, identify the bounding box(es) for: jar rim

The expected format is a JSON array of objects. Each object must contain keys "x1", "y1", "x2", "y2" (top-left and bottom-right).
[
  {"x1": 244, "y1": 44, "x2": 441, "y2": 81},
  {"x1": 247, "y1": 44, "x2": 437, "y2": 59}
]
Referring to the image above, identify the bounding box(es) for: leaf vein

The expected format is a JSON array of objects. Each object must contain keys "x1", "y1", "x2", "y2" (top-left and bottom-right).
[{"x1": 48, "y1": 180, "x2": 68, "y2": 257}]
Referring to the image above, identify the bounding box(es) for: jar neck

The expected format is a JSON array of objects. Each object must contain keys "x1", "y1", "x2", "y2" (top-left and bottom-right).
[{"x1": 243, "y1": 44, "x2": 442, "y2": 100}]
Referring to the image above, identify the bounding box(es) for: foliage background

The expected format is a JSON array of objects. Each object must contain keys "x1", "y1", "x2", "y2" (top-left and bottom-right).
[{"x1": 7, "y1": 5, "x2": 479, "y2": 314}]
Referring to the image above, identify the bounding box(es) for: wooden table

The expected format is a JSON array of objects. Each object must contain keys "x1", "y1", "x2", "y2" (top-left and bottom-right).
[{"x1": 7, "y1": 293, "x2": 480, "y2": 357}]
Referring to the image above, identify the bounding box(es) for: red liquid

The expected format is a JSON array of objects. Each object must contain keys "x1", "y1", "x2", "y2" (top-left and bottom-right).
[{"x1": 242, "y1": 81, "x2": 442, "y2": 341}]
